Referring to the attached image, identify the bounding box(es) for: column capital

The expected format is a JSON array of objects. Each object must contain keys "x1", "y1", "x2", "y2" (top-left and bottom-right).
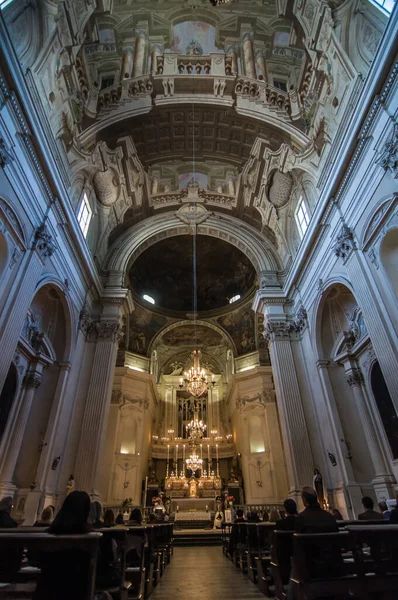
[
  {"x1": 95, "y1": 320, "x2": 122, "y2": 342},
  {"x1": 78, "y1": 302, "x2": 93, "y2": 337},
  {"x1": 345, "y1": 367, "x2": 364, "y2": 387},
  {"x1": 23, "y1": 371, "x2": 42, "y2": 389},
  {"x1": 264, "y1": 320, "x2": 292, "y2": 342}
]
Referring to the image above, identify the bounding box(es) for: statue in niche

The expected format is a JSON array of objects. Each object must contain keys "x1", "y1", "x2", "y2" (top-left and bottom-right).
[
  {"x1": 313, "y1": 468, "x2": 326, "y2": 506},
  {"x1": 189, "y1": 477, "x2": 197, "y2": 498},
  {"x1": 228, "y1": 468, "x2": 239, "y2": 483}
]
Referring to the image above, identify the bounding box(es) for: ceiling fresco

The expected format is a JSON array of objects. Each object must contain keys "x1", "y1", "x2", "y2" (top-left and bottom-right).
[
  {"x1": 217, "y1": 304, "x2": 256, "y2": 355},
  {"x1": 162, "y1": 324, "x2": 222, "y2": 347},
  {"x1": 128, "y1": 304, "x2": 168, "y2": 356},
  {"x1": 129, "y1": 235, "x2": 256, "y2": 312}
]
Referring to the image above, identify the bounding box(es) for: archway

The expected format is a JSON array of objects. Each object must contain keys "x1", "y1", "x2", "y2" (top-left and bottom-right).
[
  {"x1": 0, "y1": 362, "x2": 17, "y2": 442},
  {"x1": 370, "y1": 361, "x2": 398, "y2": 460},
  {"x1": 380, "y1": 228, "x2": 398, "y2": 298}
]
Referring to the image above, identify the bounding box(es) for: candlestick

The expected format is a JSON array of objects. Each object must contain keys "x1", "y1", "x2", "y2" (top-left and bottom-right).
[
  {"x1": 167, "y1": 445, "x2": 170, "y2": 477},
  {"x1": 216, "y1": 444, "x2": 218, "y2": 461},
  {"x1": 207, "y1": 444, "x2": 210, "y2": 461},
  {"x1": 183, "y1": 445, "x2": 186, "y2": 473}
]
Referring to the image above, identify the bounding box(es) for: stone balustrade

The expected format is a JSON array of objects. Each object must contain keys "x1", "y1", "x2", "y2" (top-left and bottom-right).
[{"x1": 156, "y1": 53, "x2": 226, "y2": 77}]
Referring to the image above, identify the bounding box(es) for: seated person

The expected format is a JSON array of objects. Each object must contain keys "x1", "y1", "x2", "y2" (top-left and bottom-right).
[
  {"x1": 88, "y1": 500, "x2": 104, "y2": 528},
  {"x1": 128, "y1": 508, "x2": 142, "y2": 526},
  {"x1": 389, "y1": 495, "x2": 398, "y2": 523},
  {"x1": 378, "y1": 501, "x2": 390, "y2": 521},
  {"x1": 247, "y1": 510, "x2": 260, "y2": 523},
  {"x1": 294, "y1": 487, "x2": 342, "y2": 579},
  {"x1": 115, "y1": 510, "x2": 124, "y2": 525},
  {"x1": 103, "y1": 508, "x2": 116, "y2": 528},
  {"x1": 331, "y1": 508, "x2": 344, "y2": 520},
  {"x1": 0, "y1": 496, "x2": 21, "y2": 579},
  {"x1": 234, "y1": 508, "x2": 245, "y2": 522},
  {"x1": 276, "y1": 498, "x2": 297, "y2": 531},
  {"x1": 358, "y1": 496, "x2": 383, "y2": 521},
  {"x1": 34, "y1": 506, "x2": 54, "y2": 527},
  {"x1": 33, "y1": 491, "x2": 92, "y2": 600}
]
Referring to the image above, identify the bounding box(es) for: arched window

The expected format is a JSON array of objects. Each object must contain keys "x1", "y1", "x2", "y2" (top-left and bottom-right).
[
  {"x1": 371, "y1": 361, "x2": 398, "y2": 459},
  {"x1": 0, "y1": 362, "x2": 17, "y2": 440},
  {"x1": 76, "y1": 193, "x2": 92, "y2": 238}
]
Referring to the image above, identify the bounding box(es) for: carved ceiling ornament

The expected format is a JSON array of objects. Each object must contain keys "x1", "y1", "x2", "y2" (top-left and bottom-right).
[
  {"x1": 175, "y1": 202, "x2": 212, "y2": 229},
  {"x1": 379, "y1": 123, "x2": 398, "y2": 178},
  {"x1": 333, "y1": 224, "x2": 355, "y2": 261}
]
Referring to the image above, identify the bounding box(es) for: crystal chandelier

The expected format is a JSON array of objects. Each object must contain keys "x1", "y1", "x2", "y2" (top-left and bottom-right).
[
  {"x1": 186, "y1": 414, "x2": 206, "y2": 442},
  {"x1": 186, "y1": 449, "x2": 203, "y2": 474},
  {"x1": 183, "y1": 350, "x2": 207, "y2": 398}
]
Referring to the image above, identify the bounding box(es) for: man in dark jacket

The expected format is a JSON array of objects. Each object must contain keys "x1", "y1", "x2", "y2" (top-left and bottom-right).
[
  {"x1": 276, "y1": 498, "x2": 297, "y2": 531},
  {"x1": 358, "y1": 496, "x2": 384, "y2": 521},
  {"x1": 0, "y1": 496, "x2": 17, "y2": 528},
  {"x1": 0, "y1": 496, "x2": 21, "y2": 579}
]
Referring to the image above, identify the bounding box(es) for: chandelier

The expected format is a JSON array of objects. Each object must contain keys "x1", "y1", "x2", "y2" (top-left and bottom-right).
[
  {"x1": 183, "y1": 350, "x2": 208, "y2": 397},
  {"x1": 186, "y1": 449, "x2": 203, "y2": 474},
  {"x1": 186, "y1": 414, "x2": 206, "y2": 442}
]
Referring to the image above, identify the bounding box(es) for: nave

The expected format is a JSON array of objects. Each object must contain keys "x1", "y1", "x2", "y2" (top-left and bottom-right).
[{"x1": 150, "y1": 546, "x2": 264, "y2": 600}]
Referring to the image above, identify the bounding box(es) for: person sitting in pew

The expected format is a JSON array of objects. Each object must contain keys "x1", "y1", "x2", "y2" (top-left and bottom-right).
[
  {"x1": 389, "y1": 494, "x2": 398, "y2": 523},
  {"x1": 88, "y1": 500, "x2": 104, "y2": 529},
  {"x1": 378, "y1": 500, "x2": 391, "y2": 521},
  {"x1": 294, "y1": 487, "x2": 343, "y2": 579},
  {"x1": 234, "y1": 508, "x2": 245, "y2": 523},
  {"x1": 331, "y1": 508, "x2": 343, "y2": 520},
  {"x1": 33, "y1": 490, "x2": 92, "y2": 600},
  {"x1": 115, "y1": 510, "x2": 124, "y2": 525},
  {"x1": 34, "y1": 506, "x2": 54, "y2": 527},
  {"x1": 247, "y1": 510, "x2": 260, "y2": 523},
  {"x1": 0, "y1": 496, "x2": 22, "y2": 580},
  {"x1": 358, "y1": 496, "x2": 383, "y2": 521},
  {"x1": 276, "y1": 498, "x2": 297, "y2": 531},
  {"x1": 128, "y1": 508, "x2": 143, "y2": 526},
  {"x1": 103, "y1": 509, "x2": 115, "y2": 528}
]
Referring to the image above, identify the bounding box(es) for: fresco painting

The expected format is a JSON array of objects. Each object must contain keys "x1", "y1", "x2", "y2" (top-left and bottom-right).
[
  {"x1": 179, "y1": 172, "x2": 208, "y2": 190},
  {"x1": 162, "y1": 324, "x2": 222, "y2": 347},
  {"x1": 168, "y1": 21, "x2": 222, "y2": 56},
  {"x1": 218, "y1": 305, "x2": 256, "y2": 356},
  {"x1": 129, "y1": 305, "x2": 167, "y2": 355}
]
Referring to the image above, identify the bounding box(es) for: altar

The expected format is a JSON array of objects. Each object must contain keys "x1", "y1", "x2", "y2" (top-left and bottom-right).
[{"x1": 171, "y1": 497, "x2": 215, "y2": 512}]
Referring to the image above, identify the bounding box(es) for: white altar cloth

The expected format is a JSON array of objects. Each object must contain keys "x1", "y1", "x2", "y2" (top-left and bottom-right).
[{"x1": 175, "y1": 511, "x2": 211, "y2": 521}]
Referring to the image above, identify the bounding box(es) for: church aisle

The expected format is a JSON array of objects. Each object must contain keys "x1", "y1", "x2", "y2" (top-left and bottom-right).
[{"x1": 150, "y1": 546, "x2": 267, "y2": 600}]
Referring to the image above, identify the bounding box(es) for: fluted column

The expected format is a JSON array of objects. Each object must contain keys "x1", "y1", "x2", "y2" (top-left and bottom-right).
[
  {"x1": 242, "y1": 33, "x2": 256, "y2": 78},
  {"x1": 133, "y1": 33, "x2": 146, "y2": 78},
  {"x1": 264, "y1": 319, "x2": 314, "y2": 495},
  {"x1": 0, "y1": 225, "x2": 55, "y2": 394},
  {"x1": 150, "y1": 45, "x2": 162, "y2": 75},
  {"x1": 74, "y1": 321, "x2": 121, "y2": 497},
  {"x1": 225, "y1": 45, "x2": 238, "y2": 75},
  {"x1": 0, "y1": 366, "x2": 43, "y2": 495},
  {"x1": 255, "y1": 48, "x2": 267, "y2": 81},
  {"x1": 343, "y1": 363, "x2": 394, "y2": 498},
  {"x1": 120, "y1": 50, "x2": 133, "y2": 80},
  {"x1": 335, "y1": 228, "x2": 398, "y2": 405}
]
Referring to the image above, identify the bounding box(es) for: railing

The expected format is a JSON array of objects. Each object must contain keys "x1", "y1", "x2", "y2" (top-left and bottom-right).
[{"x1": 156, "y1": 52, "x2": 226, "y2": 76}]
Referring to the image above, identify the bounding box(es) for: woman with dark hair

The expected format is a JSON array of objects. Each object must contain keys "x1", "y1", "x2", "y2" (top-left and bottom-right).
[
  {"x1": 103, "y1": 508, "x2": 116, "y2": 528},
  {"x1": 34, "y1": 491, "x2": 92, "y2": 600},
  {"x1": 128, "y1": 508, "x2": 142, "y2": 525}
]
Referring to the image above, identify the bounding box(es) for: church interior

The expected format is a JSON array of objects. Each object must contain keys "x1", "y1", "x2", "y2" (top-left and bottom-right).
[{"x1": 0, "y1": 0, "x2": 397, "y2": 598}]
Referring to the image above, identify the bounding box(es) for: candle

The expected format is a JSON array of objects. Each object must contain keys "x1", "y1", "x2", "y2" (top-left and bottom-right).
[
  {"x1": 200, "y1": 444, "x2": 203, "y2": 460},
  {"x1": 179, "y1": 377, "x2": 183, "y2": 386},
  {"x1": 183, "y1": 445, "x2": 186, "y2": 467},
  {"x1": 216, "y1": 444, "x2": 219, "y2": 461},
  {"x1": 207, "y1": 444, "x2": 210, "y2": 461},
  {"x1": 167, "y1": 445, "x2": 169, "y2": 461},
  {"x1": 175, "y1": 444, "x2": 178, "y2": 463}
]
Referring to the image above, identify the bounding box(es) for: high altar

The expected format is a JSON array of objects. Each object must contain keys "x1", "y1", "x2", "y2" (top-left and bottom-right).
[{"x1": 165, "y1": 472, "x2": 222, "y2": 511}]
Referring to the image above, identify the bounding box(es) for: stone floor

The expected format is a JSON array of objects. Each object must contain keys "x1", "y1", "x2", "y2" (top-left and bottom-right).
[{"x1": 150, "y1": 546, "x2": 267, "y2": 600}]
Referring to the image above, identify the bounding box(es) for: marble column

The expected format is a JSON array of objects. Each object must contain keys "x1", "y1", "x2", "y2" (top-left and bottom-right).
[
  {"x1": 151, "y1": 45, "x2": 162, "y2": 76},
  {"x1": 225, "y1": 46, "x2": 238, "y2": 75},
  {"x1": 133, "y1": 33, "x2": 146, "y2": 78},
  {"x1": 343, "y1": 362, "x2": 395, "y2": 499},
  {"x1": 227, "y1": 178, "x2": 235, "y2": 196},
  {"x1": 74, "y1": 320, "x2": 121, "y2": 497},
  {"x1": 336, "y1": 229, "x2": 398, "y2": 405},
  {"x1": 264, "y1": 319, "x2": 314, "y2": 496},
  {"x1": 120, "y1": 50, "x2": 133, "y2": 80},
  {"x1": 151, "y1": 177, "x2": 159, "y2": 195},
  {"x1": 242, "y1": 34, "x2": 256, "y2": 79},
  {"x1": 0, "y1": 366, "x2": 44, "y2": 496},
  {"x1": 255, "y1": 48, "x2": 267, "y2": 81},
  {"x1": 0, "y1": 225, "x2": 54, "y2": 394}
]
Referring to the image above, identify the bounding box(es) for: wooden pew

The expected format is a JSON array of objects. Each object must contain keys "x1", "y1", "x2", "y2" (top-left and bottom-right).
[
  {"x1": 253, "y1": 523, "x2": 275, "y2": 596},
  {"x1": 0, "y1": 532, "x2": 101, "y2": 599},
  {"x1": 270, "y1": 530, "x2": 294, "y2": 600},
  {"x1": 124, "y1": 526, "x2": 147, "y2": 600},
  {"x1": 347, "y1": 524, "x2": 398, "y2": 600},
  {"x1": 289, "y1": 530, "x2": 360, "y2": 600}
]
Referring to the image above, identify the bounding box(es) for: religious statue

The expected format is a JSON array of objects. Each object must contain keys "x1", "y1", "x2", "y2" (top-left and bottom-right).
[
  {"x1": 189, "y1": 477, "x2": 197, "y2": 498},
  {"x1": 149, "y1": 470, "x2": 158, "y2": 483},
  {"x1": 313, "y1": 468, "x2": 326, "y2": 506},
  {"x1": 228, "y1": 468, "x2": 239, "y2": 482}
]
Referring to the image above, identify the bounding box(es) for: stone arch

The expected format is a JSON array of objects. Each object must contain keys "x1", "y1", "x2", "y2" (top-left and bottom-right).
[
  {"x1": 0, "y1": 196, "x2": 27, "y2": 247},
  {"x1": 104, "y1": 211, "x2": 282, "y2": 289},
  {"x1": 149, "y1": 319, "x2": 235, "y2": 357},
  {"x1": 380, "y1": 228, "x2": 398, "y2": 298},
  {"x1": 312, "y1": 276, "x2": 356, "y2": 362},
  {"x1": 32, "y1": 276, "x2": 76, "y2": 363}
]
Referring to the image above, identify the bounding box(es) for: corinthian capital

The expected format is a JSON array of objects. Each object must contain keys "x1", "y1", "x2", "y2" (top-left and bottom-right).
[
  {"x1": 264, "y1": 320, "x2": 293, "y2": 342},
  {"x1": 345, "y1": 367, "x2": 364, "y2": 387},
  {"x1": 34, "y1": 223, "x2": 57, "y2": 259},
  {"x1": 95, "y1": 321, "x2": 121, "y2": 341},
  {"x1": 333, "y1": 225, "x2": 354, "y2": 261},
  {"x1": 23, "y1": 372, "x2": 42, "y2": 389}
]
